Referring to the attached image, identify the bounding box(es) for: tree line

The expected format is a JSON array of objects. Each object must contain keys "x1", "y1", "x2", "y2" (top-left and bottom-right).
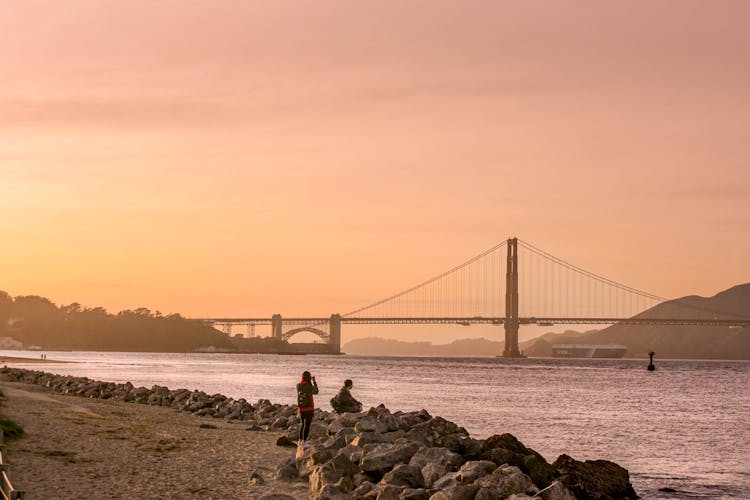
[{"x1": 0, "y1": 291, "x2": 235, "y2": 352}]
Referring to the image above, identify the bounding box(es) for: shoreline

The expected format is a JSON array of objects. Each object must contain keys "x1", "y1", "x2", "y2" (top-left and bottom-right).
[
  {"x1": 0, "y1": 355, "x2": 74, "y2": 364},
  {"x1": 1, "y1": 367, "x2": 638, "y2": 499}
]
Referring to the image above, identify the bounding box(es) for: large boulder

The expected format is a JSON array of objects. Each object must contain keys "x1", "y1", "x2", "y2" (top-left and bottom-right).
[
  {"x1": 314, "y1": 484, "x2": 349, "y2": 500},
  {"x1": 482, "y1": 433, "x2": 555, "y2": 488},
  {"x1": 399, "y1": 409, "x2": 432, "y2": 427},
  {"x1": 326, "y1": 453, "x2": 360, "y2": 477},
  {"x1": 309, "y1": 464, "x2": 342, "y2": 497},
  {"x1": 457, "y1": 460, "x2": 497, "y2": 484},
  {"x1": 552, "y1": 454, "x2": 638, "y2": 500},
  {"x1": 354, "y1": 417, "x2": 387, "y2": 434},
  {"x1": 431, "y1": 471, "x2": 461, "y2": 490},
  {"x1": 484, "y1": 433, "x2": 536, "y2": 455},
  {"x1": 378, "y1": 411, "x2": 409, "y2": 432},
  {"x1": 351, "y1": 432, "x2": 385, "y2": 447},
  {"x1": 274, "y1": 456, "x2": 299, "y2": 481},
  {"x1": 533, "y1": 480, "x2": 577, "y2": 500},
  {"x1": 352, "y1": 481, "x2": 377, "y2": 498},
  {"x1": 474, "y1": 464, "x2": 536, "y2": 498},
  {"x1": 428, "y1": 484, "x2": 478, "y2": 500},
  {"x1": 379, "y1": 464, "x2": 423, "y2": 489},
  {"x1": 409, "y1": 447, "x2": 462, "y2": 470},
  {"x1": 376, "y1": 484, "x2": 405, "y2": 500},
  {"x1": 420, "y1": 463, "x2": 448, "y2": 489},
  {"x1": 457, "y1": 436, "x2": 485, "y2": 459},
  {"x1": 336, "y1": 444, "x2": 364, "y2": 465},
  {"x1": 296, "y1": 444, "x2": 337, "y2": 477},
  {"x1": 401, "y1": 488, "x2": 430, "y2": 500},
  {"x1": 406, "y1": 417, "x2": 468, "y2": 449},
  {"x1": 360, "y1": 442, "x2": 423, "y2": 472}
]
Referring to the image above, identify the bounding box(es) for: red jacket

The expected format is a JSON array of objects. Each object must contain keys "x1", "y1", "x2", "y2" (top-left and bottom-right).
[{"x1": 296, "y1": 379, "x2": 318, "y2": 412}]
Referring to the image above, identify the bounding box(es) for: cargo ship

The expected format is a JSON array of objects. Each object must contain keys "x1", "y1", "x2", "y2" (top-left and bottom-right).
[{"x1": 551, "y1": 344, "x2": 627, "y2": 358}]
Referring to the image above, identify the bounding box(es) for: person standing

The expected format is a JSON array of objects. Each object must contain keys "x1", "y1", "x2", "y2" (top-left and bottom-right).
[{"x1": 296, "y1": 370, "x2": 318, "y2": 443}]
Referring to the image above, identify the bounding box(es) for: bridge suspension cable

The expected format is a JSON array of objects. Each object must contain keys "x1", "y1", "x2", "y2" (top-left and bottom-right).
[
  {"x1": 341, "y1": 236, "x2": 748, "y2": 323},
  {"x1": 343, "y1": 240, "x2": 508, "y2": 319}
]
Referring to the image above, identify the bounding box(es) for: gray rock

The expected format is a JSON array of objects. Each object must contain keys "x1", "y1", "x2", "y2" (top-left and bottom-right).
[
  {"x1": 552, "y1": 454, "x2": 638, "y2": 500},
  {"x1": 457, "y1": 436, "x2": 485, "y2": 458},
  {"x1": 314, "y1": 484, "x2": 348, "y2": 500},
  {"x1": 355, "y1": 417, "x2": 386, "y2": 434},
  {"x1": 431, "y1": 471, "x2": 461, "y2": 490},
  {"x1": 248, "y1": 470, "x2": 264, "y2": 485},
  {"x1": 474, "y1": 464, "x2": 535, "y2": 498},
  {"x1": 428, "y1": 484, "x2": 478, "y2": 500},
  {"x1": 336, "y1": 444, "x2": 364, "y2": 465},
  {"x1": 309, "y1": 421, "x2": 329, "y2": 439},
  {"x1": 378, "y1": 412, "x2": 408, "y2": 432},
  {"x1": 379, "y1": 464, "x2": 424, "y2": 488},
  {"x1": 360, "y1": 442, "x2": 422, "y2": 472},
  {"x1": 533, "y1": 480, "x2": 577, "y2": 500},
  {"x1": 333, "y1": 475, "x2": 354, "y2": 494},
  {"x1": 339, "y1": 412, "x2": 365, "y2": 427},
  {"x1": 327, "y1": 453, "x2": 360, "y2": 477},
  {"x1": 352, "y1": 481, "x2": 377, "y2": 497},
  {"x1": 400, "y1": 488, "x2": 430, "y2": 500},
  {"x1": 274, "y1": 456, "x2": 298, "y2": 481},
  {"x1": 322, "y1": 434, "x2": 348, "y2": 450},
  {"x1": 377, "y1": 484, "x2": 405, "y2": 500},
  {"x1": 381, "y1": 430, "x2": 407, "y2": 443},
  {"x1": 351, "y1": 432, "x2": 385, "y2": 447},
  {"x1": 296, "y1": 444, "x2": 337, "y2": 477},
  {"x1": 271, "y1": 416, "x2": 289, "y2": 429},
  {"x1": 409, "y1": 447, "x2": 462, "y2": 470},
  {"x1": 309, "y1": 464, "x2": 342, "y2": 497},
  {"x1": 328, "y1": 418, "x2": 347, "y2": 436},
  {"x1": 420, "y1": 463, "x2": 447, "y2": 489},
  {"x1": 276, "y1": 435, "x2": 296, "y2": 447},
  {"x1": 457, "y1": 460, "x2": 496, "y2": 484}
]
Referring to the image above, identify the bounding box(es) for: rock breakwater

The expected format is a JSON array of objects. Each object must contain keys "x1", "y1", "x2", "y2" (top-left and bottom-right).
[{"x1": 1, "y1": 367, "x2": 638, "y2": 500}]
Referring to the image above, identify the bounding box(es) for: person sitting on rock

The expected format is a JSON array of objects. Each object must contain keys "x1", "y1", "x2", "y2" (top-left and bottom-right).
[{"x1": 331, "y1": 379, "x2": 362, "y2": 414}]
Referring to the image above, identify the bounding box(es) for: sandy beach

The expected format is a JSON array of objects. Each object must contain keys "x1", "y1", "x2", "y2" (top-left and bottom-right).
[{"x1": 0, "y1": 379, "x2": 306, "y2": 499}]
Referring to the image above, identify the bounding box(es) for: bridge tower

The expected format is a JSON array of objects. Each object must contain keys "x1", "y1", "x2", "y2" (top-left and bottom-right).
[
  {"x1": 503, "y1": 237, "x2": 522, "y2": 357},
  {"x1": 329, "y1": 314, "x2": 341, "y2": 354},
  {"x1": 271, "y1": 314, "x2": 283, "y2": 341}
]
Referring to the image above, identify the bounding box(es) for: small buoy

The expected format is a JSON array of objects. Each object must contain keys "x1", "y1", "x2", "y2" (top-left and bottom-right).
[{"x1": 647, "y1": 351, "x2": 656, "y2": 371}]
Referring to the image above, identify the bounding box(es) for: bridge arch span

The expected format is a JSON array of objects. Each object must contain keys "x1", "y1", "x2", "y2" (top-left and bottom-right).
[{"x1": 281, "y1": 327, "x2": 330, "y2": 343}]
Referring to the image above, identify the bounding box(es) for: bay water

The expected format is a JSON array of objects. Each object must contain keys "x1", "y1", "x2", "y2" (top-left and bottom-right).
[{"x1": 2, "y1": 350, "x2": 747, "y2": 498}]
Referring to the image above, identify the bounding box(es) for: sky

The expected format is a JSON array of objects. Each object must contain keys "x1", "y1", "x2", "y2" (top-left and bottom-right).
[{"x1": 1, "y1": 1, "x2": 749, "y2": 343}]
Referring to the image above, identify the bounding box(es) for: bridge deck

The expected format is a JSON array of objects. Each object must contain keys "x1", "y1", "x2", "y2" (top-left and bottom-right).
[{"x1": 198, "y1": 317, "x2": 750, "y2": 327}]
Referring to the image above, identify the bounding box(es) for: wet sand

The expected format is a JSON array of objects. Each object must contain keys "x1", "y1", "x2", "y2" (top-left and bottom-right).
[
  {"x1": 0, "y1": 379, "x2": 306, "y2": 499},
  {"x1": 0, "y1": 355, "x2": 73, "y2": 364}
]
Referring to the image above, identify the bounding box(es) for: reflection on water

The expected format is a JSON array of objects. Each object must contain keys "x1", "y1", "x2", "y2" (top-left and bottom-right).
[{"x1": 3, "y1": 351, "x2": 748, "y2": 498}]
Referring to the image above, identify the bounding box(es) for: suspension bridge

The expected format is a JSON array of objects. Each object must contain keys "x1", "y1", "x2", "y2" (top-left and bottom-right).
[{"x1": 200, "y1": 238, "x2": 750, "y2": 356}]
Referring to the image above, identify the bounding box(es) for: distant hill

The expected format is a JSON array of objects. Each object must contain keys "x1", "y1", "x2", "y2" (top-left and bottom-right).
[
  {"x1": 342, "y1": 336, "x2": 504, "y2": 356},
  {"x1": 345, "y1": 284, "x2": 750, "y2": 359},
  {"x1": 526, "y1": 284, "x2": 750, "y2": 359}
]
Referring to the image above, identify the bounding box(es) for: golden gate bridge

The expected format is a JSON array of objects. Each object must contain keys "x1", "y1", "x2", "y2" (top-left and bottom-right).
[{"x1": 199, "y1": 238, "x2": 750, "y2": 356}]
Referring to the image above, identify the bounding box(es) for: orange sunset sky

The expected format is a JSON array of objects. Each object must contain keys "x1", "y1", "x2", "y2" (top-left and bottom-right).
[{"x1": 1, "y1": 1, "x2": 749, "y2": 343}]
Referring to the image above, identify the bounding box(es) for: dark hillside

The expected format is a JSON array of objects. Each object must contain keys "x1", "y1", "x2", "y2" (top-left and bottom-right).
[
  {"x1": 525, "y1": 284, "x2": 750, "y2": 359},
  {"x1": 0, "y1": 291, "x2": 234, "y2": 352}
]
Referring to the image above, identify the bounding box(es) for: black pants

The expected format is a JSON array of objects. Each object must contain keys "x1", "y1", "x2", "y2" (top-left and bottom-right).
[{"x1": 299, "y1": 410, "x2": 314, "y2": 441}]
